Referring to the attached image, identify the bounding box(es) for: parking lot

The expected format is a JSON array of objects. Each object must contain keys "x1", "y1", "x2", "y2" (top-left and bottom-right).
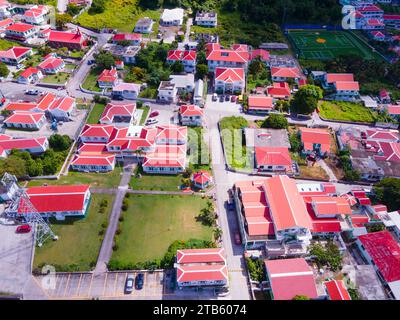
[
  {"x1": 33, "y1": 271, "x2": 168, "y2": 300},
  {"x1": 205, "y1": 94, "x2": 242, "y2": 114}
]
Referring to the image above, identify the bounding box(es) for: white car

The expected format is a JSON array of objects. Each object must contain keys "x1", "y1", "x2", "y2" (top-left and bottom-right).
[{"x1": 146, "y1": 118, "x2": 158, "y2": 125}]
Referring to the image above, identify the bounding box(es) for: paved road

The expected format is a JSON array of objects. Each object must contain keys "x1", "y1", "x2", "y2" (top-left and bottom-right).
[
  {"x1": 94, "y1": 164, "x2": 135, "y2": 273},
  {"x1": 184, "y1": 18, "x2": 192, "y2": 43},
  {"x1": 57, "y1": 0, "x2": 67, "y2": 13}
]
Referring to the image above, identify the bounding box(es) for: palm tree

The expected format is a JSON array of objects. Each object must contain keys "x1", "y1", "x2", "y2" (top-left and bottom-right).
[{"x1": 213, "y1": 228, "x2": 223, "y2": 241}]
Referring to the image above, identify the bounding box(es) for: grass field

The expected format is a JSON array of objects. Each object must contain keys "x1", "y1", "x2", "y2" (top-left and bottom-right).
[
  {"x1": 318, "y1": 100, "x2": 377, "y2": 123},
  {"x1": 41, "y1": 72, "x2": 70, "y2": 84},
  {"x1": 112, "y1": 195, "x2": 213, "y2": 264},
  {"x1": 287, "y1": 30, "x2": 379, "y2": 60},
  {"x1": 28, "y1": 165, "x2": 123, "y2": 188},
  {"x1": 82, "y1": 67, "x2": 102, "y2": 92},
  {"x1": 33, "y1": 194, "x2": 114, "y2": 271},
  {"x1": 0, "y1": 39, "x2": 20, "y2": 51},
  {"x1": 86, "y1": 103, "x2": 106, "y2": 124},
  {"x1": 130, "y1": 173, "x2": 183, "y2": 191},
  {"x1": 138, "y1": 105, "x2": 150, "y2": 125}
]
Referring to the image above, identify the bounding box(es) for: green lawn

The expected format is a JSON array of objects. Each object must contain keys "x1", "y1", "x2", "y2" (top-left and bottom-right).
[
  {"x1": 112, "y1": 195, "x2": 214, "y2": 264},
  {"x1": 130, "y1": 172, "x2": 183, "y2": 191},
  {"x1": 191, "y1": 25, "x2": 218, "y2": 35},
  {"x1": 41, "y1": 72, "x2": 70, "y2": 84},
  {"x1": 64, "y1": 63, "x2": 76, "y2": 70},
  {"x1": 86, "y1": 103, "x2": 106, "y2": 124},
  {"x1": 82, "y1": 67, "x2": 102, "y2": 92},
  {"x1": 0, "y1": 39, "x2": 20, "y2": 50},
  {"x1": 318, "y1": 101, "x2": 377, "y2": 123},
  {"x1": 33, "y1": 193, "x2": 115, "y2": 272},
  {"x1": 28, "y1": 165, "x2": 123, "y2": 189},
  {"x1": 68, "y1": 50, "x2": 86, "y2": 59},
  {"x1": 138, "y1": 104, "x2": 150, "y2": 125}
]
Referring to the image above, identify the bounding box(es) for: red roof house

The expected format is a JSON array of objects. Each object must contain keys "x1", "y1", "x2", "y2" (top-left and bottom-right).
[
  {"x1": 0, "y1": 137, "x2": 48, "y2": 155},
  {"x1": 3, "y1": 111, "x2": 46, "y2": 130},
  {"x1": 214, "y1": 67, "x2": 245, "y2": 94},
  {"x1": 99, "y1": 103, "x2": 136, "y2": 126},
  {"x1": 97, "y1": 68, "x2": 118, "y2": 88},
  {"x1": 192, "y1": 170, "x2": 212, "y2": 189},
  {"x1": 299, "y1": 127, "x2": 331, "y2": 156},
  {"x1": 70, "y1": 154, "x2": 116, "y2": 172},
  {"x1": 38, "y1": 56, "x2": 65, "y2": 74},
  {"x1": 249, "y1": 49, "x2": 270, "y2": 63},
  {"x1": 324, "y1": 280, "x2": 351, "y2": 300},
  {"x1": 264, "y1": 258, "x2": 319, "y2": 300},
  {"x1": 48, "y1": 29, "x2": 86, "y2": 50},
  {"x1": 5, "y1": 23, "x2": 37, "y2": 40},
  {"x1": 247, "y1": 96, "x2": 274, "y2": 114},
  {"x1": 254, "y1": 147, "x2": 292, "y2": 173},
  {"x1": 17, "y1": 67, "x2": 43, "y2": 84},
  {"x1": 179, "y1": 104, "x2": 203, "y2": 126},
  {"x1": 271, "y1": 67, "x2": 301, "y2": 82},
  {"x1": 267, "y1": 82, "x2": 291, "y2": 100},
  {"x1": 0, "y1": 46, "x2": 32, "y2": 65},
  {"x1": 112, "y1": 33, "x2": 142, "y2": 45}
]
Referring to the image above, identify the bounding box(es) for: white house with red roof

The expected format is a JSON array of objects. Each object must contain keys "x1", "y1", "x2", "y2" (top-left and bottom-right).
[
  {"x1": 22, "y1": 5, "x2": 48, "y2": 25},
  {"x1": 299, "y1": 127, "x2": 331, "y2": 157},
  {"x1": 99, "y1": 103, "x2": 137, "y2": 126},
  {"x1": 271, "y1": 67, "x2": 302, "y2": 83},
  {"x1": 264, "y1": 258, "x2": 320, "y2": 300},
  {"x1": 17, "y1": 67, "x2": 43, "y2": 84},
  {"x1": 249, "y1": 48, "x2": 270, "y2": 65},
  {"x1": 0, "y1": 17, "x2": 13, "y2": 31},
  {"x1": 97, "y1": 68, "x2": 118, "y2": 88},
  {"x1": 266, "y1": 82, "x2": 291, "y2": 100},
  {"x1": 254, "y1": 147, "x2": 292, "y2": 173},
  {"x1": 386, "y1": 105, "x2": 400, "y2": 120},
  {"x1": 48, "y1": 29, "x2": 86, "y2": 50},
  {"x1": 47, "y1": 96, "x2": 75, "y2": 121},
  {"x1": 5, "y1": 22, "x2": 37, "y2": 40},
  {"x1": 324, "y1": 280, "x2": 351, "y2": 300},
  {"x1": 206, "y1": 43, "x2": 249, "y2": 72},
  {"x1": 214, "y1": 67, "x2": 245, "y2": 94},
  {"x1": 142, "y1": 144, "x2": 187, "y2": 174},
  {"x1": 178, "y1": 104, "x2": 203, "y2": 126},
  {"x1": 334, "y1": 81, "x2": 360, "y2": 101},
  {"x1": 247, "y1": 96, "x2": 274, "y2": 114},
  {"x1": 3, "y1": 111, "x2": 46, "y2": 130},
  {"x1": 112, "y1": 33, "x2": 142, "y2": 46},
  {"x1": 19, "y1": 185, "x2": 91, "y2": 220},
  {"x1": 80, "y1": 124, "x2": 115, "y2": 143},
  {"x1": 356, "y1": 231, "x2": 400, "y2": 300},
  {"x1": 111, "y1": 82, "x2": 141, "y2": 100},
  {"x1": 0, "y1": 136, "x2": 48, "y2": 155},
  {"x1": 175, "y1": 248, "x2": 228, "y2": 288},
  {"x1": 351, "y1": 4, "x2": 385, "y2": 30},
  {"x1": 0, "y1": 46, "x2": 32, "y2": 65},
  {"x1": 38, "y1": 56, "x2": 65, "y2": 74},
  {"x1": 192, "y1": 170, "x2": 212, "y2": 189},
  {"x1": 167, "y1": 50, "x2": 197, "y2": 73},
  {"x1": 70, "y1": 154, "x2": 116, "y2": 172},
  {"x1": 156, "y1": 125, "x2": 187, "y2": 145}
]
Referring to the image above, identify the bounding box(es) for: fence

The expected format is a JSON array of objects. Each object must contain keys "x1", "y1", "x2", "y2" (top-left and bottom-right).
[{"x1": 283, "y1": 24, "x2": 343, "y2": 31}]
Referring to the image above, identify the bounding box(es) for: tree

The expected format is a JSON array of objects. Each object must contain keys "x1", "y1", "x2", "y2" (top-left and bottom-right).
[
  {"x1": 0, "y1": 156, "x2": 27, "y2": 178},
  {"x1": 249, "y1": 57, "x2": 265, "y2": 78},
  {"x1": 88, "y1": 0, "x2": 106, "y2": 14},
  {"x1": 292, "y1": 295, "x2": 310, "y2": 300},
  {"x1": 196, "y1": 64, "x2": 208, "y2": 79},
  {"x1": 261, "y1": 114, "x2": 288, "y2": 129},
  {"x1": 309, "y1": 241, "x2": 342, "y2": 272},
  {"x1": 26, "y1": 158, "x2": 43, "y2": 177},
  {"x1": 55, "y1": 14, "x2": 72, "y2": 30},
  {"x1": 213, "y1": 227, "x2": 222, "y2": 241},
  {"x1": 170, "y1": 61, "x2": 184, "y2": 73},
  {"x1": 49, "y1": 134, "x2": 72, "y2": 152},
  {"x1": 66, "y1": 3, "x2": 80, "y2": 16},
  {"x1": 95, "y1": 52, "x2": 115, "y2": 69},
  {"x1": 290, "y1": 84, "x2": 323, "y2": 115},
  {"x1": 275, "y1": 100, "x2": 289, "y2": 113},
  {"x1": 289, "y1": 132, "x2": 301, "y2": 152},
  {"x1": 373, "y1": 178, "x2": 400, "y2": 211},
  {"x1": 0, "y1": 62, "x2": 9, "y2": 78}
]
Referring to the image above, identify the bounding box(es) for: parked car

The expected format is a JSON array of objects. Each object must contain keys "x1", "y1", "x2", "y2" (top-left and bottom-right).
[
  {"x1": 231, "y1": 95, "x2": 237, "y2": 103},
  {"x1": 25, "y1": 89, "x2": 40, "y2": 95},
  {"x1": 212, "y1": 93, "x2": 218, "y2": 101},
  {"x1": 149, "y1": 111, "x2": 159, "y2": 118},
  {"x1": 225, "y1": 95, "x2": 230, "y2": 101},
  {"x1": 16, "y1": 224, "x2": 31, "y2": 234},
  {"x1": 124, "y1": 274, "x2": 134, "y2": 293},
  {"x1": 234, "y1": 232, "x2": 241, "y2": 245},
  {"x1": 16, "y1": 64, "x2": 24, "y2": 71},
  {"x1": 135, "y1": 273, "x2": 144, "y2": 290},
  {"x1": 146, "y1": 118, "x2": 158, "y2": 125},
  {"x1": 87, "y1": 59, "x2": 95, "y2": 65},
  {"x1": 219, "y1": 95, "x2": 224, "y2": 103}
]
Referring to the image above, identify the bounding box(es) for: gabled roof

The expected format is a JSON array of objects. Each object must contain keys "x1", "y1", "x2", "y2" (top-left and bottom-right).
[
  {"x1": 179, "y1": 104, "x2": 203, "y2": 117},
  {"x1": 48, "y1": 30, "x2": 84, "y2": 44},
  {"x1": 4, "y1": 111, "x2": 44, "y2": 125},
  {"x1": 71, "y1": 154, "x2": 115, "y2": 166},
  {"x1": 311, "y1": 196, "x2": 352, "y2": 215},
  {"x1": 98, "y1": 68, "x2": 118, "y2": 83},
  {"x1": 358, "y1": 231, "x2": 400, "y2": 283},
  {"x1": 81, "y1": 124, "x2": 115, "y2": 139},
  {"x1": 19, "y1": 67, "x2": 40, "y2": 79},
  {"x1": 36, "y1": 92, "x2": 56, "y2": 111},
  {"x1": 324, "y1": 280, "x2": 351, "y2": 300},
  {"x1": 299, "y1": 127, "x2": 331, "y2": 153},
  {"x1": 6, "y1": 22, "x2": 35, "y2": 33},
  {"x1": 215, "y1": 67, "x2": 244, "y2": 82},
  {"x1": 78, "y1": 143, "x2": 107, "y2": 154},
  {"x1": 0, "y1": 46, "x2": 31, "y2": 60},
  {"x1": 248, "y1": 96, "x2": 273, "y2": 110},
  {"x1": 4, "y1": 102, "x2": 36, "y2": 112},
  {"x1": 271, "y1": 67, "x2": 301, "y2": 78},
  {"x1": 38, "y1": 56, "x2": 64, "y2": 70},
  {"x1": 264, "y1": 258, "x2": 319, "y2": 300},
  {"x1": 100, "y1": 103, "x2": 136, "y2": 123},
  {"x1": 255, "y1": 147, "x2": 291, "y2": 167},
  {"x1": 0, "y1": 137, "x2": 47, "y2": 151},
  {"x1": 176, "y1": 264, "x2": 228, "y2": 283},
  {"x1": 176, "y1": 248, "x2": 225, "y2": 264},
  {"x1": 326, "y1": 73, "x2": 354, "y2": 83},
  {"x1": 264, "y1": 176, "x2": 312, "y2": 231}
]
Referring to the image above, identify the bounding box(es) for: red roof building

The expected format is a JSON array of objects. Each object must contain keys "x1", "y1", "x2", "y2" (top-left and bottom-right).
[
  {"x1": 192, "y1": 170, "x2": 212, "y2": 189},
  {"x1": 357, "y1": 231, "x2": 400, "y2": 299},
  {"x1": 97, "y1": 68, "x2": 118, "y2": 88},
  {"x1": 267, "y1": 82, "x2": 291, "y2": 100},
  {"x1": 0, "y1": 46, "x2": 32, "y2": 65},
  {"x1": 326, "y1": 73, "x2": 354, "y2": 84},
  {"x1": 271, "y1": 67, "x2": 301, "y2": 82},
  {"x1": 80, "y1": 124, "x2": 115, "y2": 143},
  {"x1": 254, "y1": 147, "x2": 292, "y2": 173},
  {"x1": 38, "y1": 56, "x2": 65, "y2": 74},
  {"x1": 112, "y1": 33, "x2": 142, "y2": 45},
  {"x1": 17, "y1": 67, "x2": 43, "y2": 84},
  {"x1": 176, "y1": 248, "x2": 228, "y2": 288},
  {"x1": 214, "y1": 67, "x2": 245, "y2": 94},
  {"x1": 48, "y1": 29, "x2": 86, "y2": 50},
  {"x1": 206, "y1": 43, "x2": 249, "y2": 71},
  {"x1": 0, "y1": 137, "x2": 48, "y2": 155},
  {"x1": 3, "y1": 111, "x2": 46, "y2": 130},
  {"x1": 247, "y1": 96, "x2": 274, "y2": 114},
  {"x1": 0, "y1": 18, "x2": 13, "y2": 29},
  {"x1": 299, "y1": 127, "x2": 331, "y2": 155},
  {"x1": 99, "y1": 103, "x2": 136, "y2": 126},
  {"x1": 156, "y1": 125, "x2": 187, "y2": 145},
  {"x1": 70, "y1": 154, "x2": 116, "y2": 172},
  {"x1": 249, "y1": 49, "x2": 270, "y2": 63},
  {"x1": 264, "y1": 258, "x2": 319, "y2": 300},
  {"x1": 19, "y1": 185, "x2": 91, "y2": 219},
  {"x1": 5, "y1": 23, "x2": 37, "y2": 40},
  {"x1": 324, "y1": 280, "x2": 351, "y2": 300},
  {"x1": 311, "y1": 196, "x2": 352, "y2": 217}
]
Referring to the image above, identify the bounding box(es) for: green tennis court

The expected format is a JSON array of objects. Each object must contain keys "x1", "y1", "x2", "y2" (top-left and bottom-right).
[{"x1": 287, "y1": 30, "x2": 380, "y2": 60}]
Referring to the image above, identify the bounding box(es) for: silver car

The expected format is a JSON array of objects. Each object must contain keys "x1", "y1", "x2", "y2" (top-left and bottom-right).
[{"x1": 124, "y1": 274, "x2": 134, "y2": 293}]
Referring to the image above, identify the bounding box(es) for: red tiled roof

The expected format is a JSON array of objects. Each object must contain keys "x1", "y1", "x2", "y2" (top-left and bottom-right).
[
  {"x1": 335, "y1": 81, "x2": 360, "y2": 91},
  {"x1": 264, "y1": 258, "x2": 319, "y2": 300},
  {"x1": 248, "y1": 96, "x2": 273, "y2": 110},
  {"x1": 267, "y1": 82, "x2": 291, "y2": 98},
  {"x1": 49, "y1": 96, "x2": 75, "y2": 112},
  {"x1": 325, "y1": 280, "x2": 351, "y2": 300},
  {"x1": 255, "y1": 147, "x2": 291, "y2": 167},
  {"x1": 358, "y1": 231, "x2": 400, "y2": 283},
  {"x1": 0, "y1": 18, "x2": 13, "y2": 29},
  {"x1": 4, "y1": 111, "x2": 44, "y2": 125},
  {"x1": 271, "y1": 67, "x2": 301, "y2": 78},
  {"x1": 20, "y1": 185, "x2": 90, "y2": 214},
  {"x1": 365, "y1": 129, "x2": 399, "y2": 141},
  {"x1": 215, "y1": 67, "x2": 244, "y2": 82},
  {"x1": 4, "y1": 102, "x2": 36, "y2": 112},
  {"x1": 98, "y1": 68, "x2": 118, "y2": 83},
  {"x1": 38, "y1": 57, "x2": 64, "y2": 70},
  {"x1": 100, "y1": 103, "x2": 136, "y2": 123},
  {"x1": 0, "y1": 46, "x2": 31, "y2": 60},
  {"x1": 112, "y1": 33, "x2": 141, "y2": 42},
  {"x1": 311, "y1": 196, "x2": 352, "y2": 215},
  {"x1": 19, "y1": 67, "x2": 40, "y2": 79},
  {"x1": 177, "y1": 264, "x2": 228, "y2": 283},
  {"x1": 0, "y1": 137, "x2": 47, "y2": 152},
  {"x1": 192, "y1": 170, "x2": 211, "y2": 185},
  {"x1": 156, "y1": 125, "x2": 187, "y2": 142},
  {"x1": 250, "y1": 49, "x2": 270, "y2": 61},
  {"x1": 81, "y1": 124, "x2": 115, "y2": 139},
  {"x1": 78, "y1": 143, "x2": 107, "y2": 154},
  {"x1": 6, "y1": 22, "x2": 35, "y2": 33},
  {"x1": 48, "y1": 30, "x2": 84, "y2": 44},
  {"x1": 176, "y1": 248, "x2": 225, "y2": 264},
  {"x1": 179, "y1": 104, "x2": 203, "y2": 117},
  {"x1": 326, "y1": 73, "x2": 354, "y2": 83},
  {"x1": 206, "y1": 43, "x2": 249, "y2": 63},
  {"x1": 299, "y1": 127, "x2": 331, "y2": 153},
  {"x1": 387, "y1": 105, "x2": 400, "y2": 115},
  {"x1": 71, "y1": 154, "x2": 115, "y2": 166}
]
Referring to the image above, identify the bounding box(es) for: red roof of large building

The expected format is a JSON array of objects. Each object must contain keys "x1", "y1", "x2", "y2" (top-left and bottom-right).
[
  {"x1": 248, "y1": 96, "x2": 273, "y2": 110},
  {"x1": 81, "y1": 124, "x2": 115, "y2": 139},
  {"x1": 0, "y1": 46, "x2": 31, "y2": 60},
  {"x1": 255, "y1": 147, "x2": 291, "y2": 167},
  {"x1": 4, "y1": 111, "x2": 44, "y2": 125},
  {"x1": 335, "y1": 81, "x2": 360, "y2": 91},
  {"x1": 100, "y1": 103, "x2": 136, "y2": 123},
  {"x1": 179, "y1": 104, "x2": 203, "y2": 117},
  {"x1": 48, "y1": 30, "x2": 84, "y2": 44},
  {"x1": 326, "y1": 73, "x2": 354, "y2": 83},
  {"x1": 98, "y1": 68, "x2": 118, "y2": 83},
  {"x1": 324, "y1": 280, "x2": 351, "y2": 300},
  {"x1": 271, "y1": 67, "x2": 301, "y2": 79},
  {"x1": 311, "y1": 196, "x2": 352, "y2": 215},
  {"x1": 0, "y1": 137, "x2": 47, "y2": 152},
  {"x1": 176, "y1": 264, "x2": 228, "y2": 283},
  {"x1": 156, "y1": 125, "x2": 187, "y2": 142},
  {"x1": 215, "y1": 67, "x2": 244, "y2": 82},
  {"x1": 358, "y1": 231, "x2": 400, "y2": 283},
  {"x1": 299, "y1": 127, "x2": 331, "y2": 153},
  {"x1": 206, "y1": 43, "x2": 249, "y2": 63},
  {"x1": 6, "y1": 22, "x2": 35, "y2": 33},
  {"x1": 176, "y1": 248, "x2": 225, "y2": 264},
  {"x1": 264, "y1": 258, "x2": 319, "y2": 300},
  {"x1": 38, "y1": 56, "x2": 64, "y2": 70},
  {"x1": 112, "y1": 33, "x2": 141, "y2": 42},
  {"x1": 267, "y1": 82, "x2": 291, "y2": 98},
  {"x1": 71, "y1": 154, "x2": 115, "y2": 166},
  {"x1": 167, "y1": 50, "x2": 196, "y2": 61},
  {"x1": 19, "y1": 185, "x2": 90, "y2": 214}
]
